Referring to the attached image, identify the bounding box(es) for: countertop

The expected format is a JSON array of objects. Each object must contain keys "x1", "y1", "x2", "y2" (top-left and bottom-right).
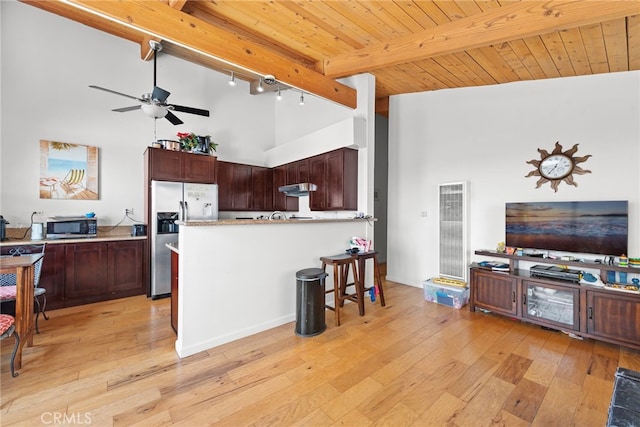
[
  {"x1": 178, "y1": 217, "x2": 375, "y2": 226},
  {"x1": 166, "y1": 242, "x2": 179, "y2": 253},
  {"x1": 1, "y1": 226, "x2": 147, "y2": 246}
]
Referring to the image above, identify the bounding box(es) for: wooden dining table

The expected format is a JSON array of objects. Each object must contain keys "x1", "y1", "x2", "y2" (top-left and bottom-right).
[{"x1": 0, "y1": 254, "x2": 42, "y2": 370}]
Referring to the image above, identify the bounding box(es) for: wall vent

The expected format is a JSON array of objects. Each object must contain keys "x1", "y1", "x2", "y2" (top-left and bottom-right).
[{"x1": 438, "y1": 182, "x2": 468, "y2": 282}]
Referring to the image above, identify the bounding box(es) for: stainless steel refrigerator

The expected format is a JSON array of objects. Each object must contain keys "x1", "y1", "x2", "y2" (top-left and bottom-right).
[{"x1": 150, "y1": 180, "x2": 218, "y2": 299}]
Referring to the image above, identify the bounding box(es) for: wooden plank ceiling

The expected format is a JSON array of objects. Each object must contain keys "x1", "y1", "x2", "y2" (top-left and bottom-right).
[{"x1": 21, "y1": 1, "x2": 640, "y2": 114}]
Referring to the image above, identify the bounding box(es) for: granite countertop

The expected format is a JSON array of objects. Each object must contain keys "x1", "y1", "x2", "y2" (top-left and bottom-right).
[
  {"x1": 1, "y1": 226, "x2": 147, "y2": 246},
  {"x1": 178, "y1": 217, "x2": 375, "y2": 226}
]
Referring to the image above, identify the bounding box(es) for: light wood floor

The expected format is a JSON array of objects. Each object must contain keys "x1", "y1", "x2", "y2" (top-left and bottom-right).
[{"x1": 2, "y1": 280, "x2": 639, "y2": 426}]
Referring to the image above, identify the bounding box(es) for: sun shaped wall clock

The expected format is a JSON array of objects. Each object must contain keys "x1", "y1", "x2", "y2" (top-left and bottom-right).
[{"x1": 525, "y1": 141, "x2": 592, "y2": 192}]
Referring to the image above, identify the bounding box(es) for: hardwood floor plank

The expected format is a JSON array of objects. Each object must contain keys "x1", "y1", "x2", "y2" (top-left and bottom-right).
[
  {"x1": 572, "y1": 374, "x2": 613, "y2": 426},
  {"x1": 451, "y1": 375, "x2": 515, "y2": 426},
  {"x1": 531, "y1": 377, "x2": 582, "y2": 426},
  {"x1": 409, "y1": 391, "x2": 464, "y2": 426},
  {"x1": 501, "y1": 378, "x2": 547, "y2": 422},
  {"x1": 322, "y1": 377, "x2": 384, "y2": 421},
  {"x1": 447, "y1": 356, "x2": 498, "y2": 400},
  {"x1": 493, "y1": 354, "x2": 533, "y2": 385},
  {"x1": 1, "y1": 281, "x2": 637, "y2": 426},
  {"x1": 555, "y1": 338, "x2": 595, "y2": 387}
]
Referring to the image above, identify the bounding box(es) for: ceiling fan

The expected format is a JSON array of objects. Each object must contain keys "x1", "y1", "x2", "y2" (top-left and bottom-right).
[{"x1": 89, "y1": 41, "x2": 210, "y2": 125}]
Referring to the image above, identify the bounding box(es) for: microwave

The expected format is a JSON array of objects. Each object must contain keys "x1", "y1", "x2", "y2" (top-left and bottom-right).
[{"x1": 46, "y1": 217, "x2": 98, "y2": 239}]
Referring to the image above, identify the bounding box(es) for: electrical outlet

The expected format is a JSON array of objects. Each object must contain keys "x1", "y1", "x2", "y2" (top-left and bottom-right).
[
  {"x1": 124, "y1": 208, "x2": 133, "y2": 215},
  {"x1": 33, "y1": 211, "x2": 43, "y2": 215}
]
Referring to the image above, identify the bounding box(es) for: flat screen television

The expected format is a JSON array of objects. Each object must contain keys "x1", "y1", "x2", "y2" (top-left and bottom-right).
[{"x1": 505, "y1": 201, "x2": 628, "y2": 256}]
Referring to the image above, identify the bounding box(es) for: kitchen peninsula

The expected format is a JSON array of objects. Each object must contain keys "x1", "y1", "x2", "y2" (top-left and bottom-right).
[{"x1": 173, "y1": 217, "x2": 373, "y2": 357}]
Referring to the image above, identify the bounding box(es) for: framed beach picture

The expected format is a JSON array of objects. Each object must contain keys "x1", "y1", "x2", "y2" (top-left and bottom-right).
[{"x1": 39, "y1": 140, "x2": 99, "y2": 200}]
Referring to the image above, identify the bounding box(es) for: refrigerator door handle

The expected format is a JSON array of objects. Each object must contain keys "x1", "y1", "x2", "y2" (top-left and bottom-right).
[
  {"x1": 178, "y1": 201, "x2": 184, "y2": 221},
  {"x1": 184, "y1": 201, "x2": 189, "y2": 220}
]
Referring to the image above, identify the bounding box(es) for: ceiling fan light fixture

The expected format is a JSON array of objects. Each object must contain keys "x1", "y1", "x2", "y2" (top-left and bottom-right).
[{"x1": 141, "y1": 103, "x2": 167, "y2": 119}]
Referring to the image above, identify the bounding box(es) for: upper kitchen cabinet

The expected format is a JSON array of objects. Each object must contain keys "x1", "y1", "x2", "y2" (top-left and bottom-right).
[
  {"x1": 217, "y1": 161, "x2": 252, "y2": 211},
  {"x1": 273, "y1": 160, "x2": 308, "y2": 212},
  {"x1": 145, "y1": 148, "x2": 217, "y2": 184},
  {"x1": 310, "y1": 148, "x2": 358, "y2": 211},
  {"x1": 251, "y1": 166, "x2": 274, "y2": 211}
]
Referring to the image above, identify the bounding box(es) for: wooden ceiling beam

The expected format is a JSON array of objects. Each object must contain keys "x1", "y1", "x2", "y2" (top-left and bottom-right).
[
  {"x1": 139, "y1": 0, "x2": 186, "y2": 60},
  {"x1": 323, "y1": 0, "x2": 640, "y2": 78},
  {"x1": 23, "y1": 0, "x2": 357, "y2": 109}
]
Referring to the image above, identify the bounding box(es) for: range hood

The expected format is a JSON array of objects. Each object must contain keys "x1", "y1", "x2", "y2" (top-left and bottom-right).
[{"x1": 278, "y1": 183, "x2": 317, "y2": 197}]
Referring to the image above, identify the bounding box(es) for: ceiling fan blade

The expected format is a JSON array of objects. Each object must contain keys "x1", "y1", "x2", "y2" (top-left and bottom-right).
[
  {"x1": 164, "y1": 111, "x2": 184, "y2": 125},
  {"x1": 113, "y1": 105, "x2": 142, "y2": 112},
  {"x1": 89, "y1": 85, "x2": 142, "y2": 101},
  {"x1": 170, "y1": 104, "x2": 210, "y2": 117},
  {"x1": 152, "y1": 86, "x2": 170, "y2": 103}
]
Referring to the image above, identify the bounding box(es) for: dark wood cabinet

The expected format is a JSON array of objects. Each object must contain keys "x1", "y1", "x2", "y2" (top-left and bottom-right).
[
  {"x1": 586, "y1": 290, "x2": 640, "y2": 348},
  {"x1": 20, "y1": 239, "x2": 146, "y2": 309},
  {"x1": 470, "y1": 268, "x2": 517, "y2": 316},
  {"x1": 251, "y1": 166, "x2": 273, "y2": 211},
  {"x1": 470, "y1": 250, "x2": 640, "y2": 350},
  {"x1": 145, "y1": 147, "x2": 216, "y2": 183},
  {"x1": 38, "y1": 243, "x2": 65, "y2": 310},
  {"x1": 217, "y1": 147, "x2": 358, "y2": 212},
  {"x1": 309, "y1": 155, "x2": 327, "y2": 210},
  {"x1": 217, "y1": 161, "x2": 265, "y2": 211},
  {"x1": 309, "y1": 148, "x2": 358, "y2": 211},
  {"x1": 272, "y1": 165, "x2": 290, "y2": 211},
  {"x1": 64, "y1": 242, "x2": 109, "y2": 302},
  {"x1": 65, "y1": 240, "x2": 145, "y2": 306},
  {"x1": 107, "y1": 240, "x2": 144, "y2": 295}
]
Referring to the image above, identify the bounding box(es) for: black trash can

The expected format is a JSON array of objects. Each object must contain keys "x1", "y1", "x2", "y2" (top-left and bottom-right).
[{"x1": 295, "y1": 268, "x2": 328, "y2": 337}]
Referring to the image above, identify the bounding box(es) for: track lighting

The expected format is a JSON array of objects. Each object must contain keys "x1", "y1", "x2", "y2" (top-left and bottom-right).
[
  {"x1": 257, "y1": 78, "x2": 264, "y2": 93},
  {"x1": 228, "y1": 71, "x2": 236, "y2": 86},
  {"x1": 299, "y1": 92, "x2": 305, "y2": 105},
  {"x1": 276, "y1": 87, "x2": 282, "y2": 101}
]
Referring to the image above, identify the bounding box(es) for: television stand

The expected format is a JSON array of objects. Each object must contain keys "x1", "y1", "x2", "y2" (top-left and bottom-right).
[{"x1": 470, "y1": 250, "x2": 640, "y2": 351}]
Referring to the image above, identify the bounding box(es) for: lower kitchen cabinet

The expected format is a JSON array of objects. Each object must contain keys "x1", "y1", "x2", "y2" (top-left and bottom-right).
[
  {"x1": 65, "y1": 240, "x2": 145, "y2": 306},
  {"x1": 470, "y1": 267, "x2": 640, "y2": 350}
]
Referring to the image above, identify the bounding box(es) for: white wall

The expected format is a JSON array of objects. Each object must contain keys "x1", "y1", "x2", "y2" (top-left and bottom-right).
[
  {"x1": 1, "y1": 1, "x2": 376, "y2": 228},
  {"x1": 388, "y1": 71, "x2": 640, "y2": 287},
  {"x1": 0, "y1": 1, "x2": 272, "y2": 226}
]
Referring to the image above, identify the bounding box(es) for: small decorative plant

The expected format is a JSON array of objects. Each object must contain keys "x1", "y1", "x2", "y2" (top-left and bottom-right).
[{"x1": 177, "y1": 132, "x2": 217, "y2": 154}]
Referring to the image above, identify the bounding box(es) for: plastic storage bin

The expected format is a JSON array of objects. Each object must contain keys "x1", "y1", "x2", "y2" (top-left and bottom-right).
[{"x1": 423, "y1": 279, "x2": 469, "y2": 309}]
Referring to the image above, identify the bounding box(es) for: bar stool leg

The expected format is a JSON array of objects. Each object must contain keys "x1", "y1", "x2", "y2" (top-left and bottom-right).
[{"x1": 373, "y1": 253, "x2": 385, "y2": 306}]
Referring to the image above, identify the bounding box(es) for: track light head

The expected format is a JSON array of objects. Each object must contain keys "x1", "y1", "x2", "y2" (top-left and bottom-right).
[
  {"x1": 257, "y1": 78, "x2": 264, "y2": 93},
  {"x1": 299, "y1": 92, "x2": 305, "y2": 105},
  {"x1": 229, "y1": 71, "x2": 236, "y2": 86}
]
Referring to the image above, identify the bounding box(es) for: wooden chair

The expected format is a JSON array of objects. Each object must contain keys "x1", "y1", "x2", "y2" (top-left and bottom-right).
[
  {"x1": 320, "y1": 253, "x2": 360, "y2": 326},
  {"x1": 0, "y1": 314, "x2": 20, "y2": 377},
  {"x1": 0, "y1": 244, "x2": 48, "y2": 333}
]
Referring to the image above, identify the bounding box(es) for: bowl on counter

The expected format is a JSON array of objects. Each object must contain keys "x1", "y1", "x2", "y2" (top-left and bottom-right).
[{"x1": 85, "y1": 212, "x2": 95, "y2": 218}]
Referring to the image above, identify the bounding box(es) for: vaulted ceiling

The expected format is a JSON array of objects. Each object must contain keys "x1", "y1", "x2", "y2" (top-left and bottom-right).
[{"x1": 21, "y1": 1, "x2": 640, "y2": 115}]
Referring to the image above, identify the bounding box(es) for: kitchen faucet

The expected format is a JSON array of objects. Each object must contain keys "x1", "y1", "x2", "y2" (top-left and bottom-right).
[{"x1": 268, "y1": 211, "x2": 286, "y2": 220}]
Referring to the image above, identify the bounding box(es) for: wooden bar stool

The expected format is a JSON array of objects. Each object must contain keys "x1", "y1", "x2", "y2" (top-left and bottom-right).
[
  {"x1": 355, "y1": 251, "x2": 386, "y2": 307},
  {"x1": 320, "y1": 254, "x2": 360, "y2": 326}
]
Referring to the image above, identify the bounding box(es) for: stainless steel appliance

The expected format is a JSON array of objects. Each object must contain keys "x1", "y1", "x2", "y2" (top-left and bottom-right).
[
  {"x1": 150, "y1": 180, "x2": 218, "y2": 299},
  {"x1": 46, "y1": 217, "x2": 97, "y2": 239}
]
